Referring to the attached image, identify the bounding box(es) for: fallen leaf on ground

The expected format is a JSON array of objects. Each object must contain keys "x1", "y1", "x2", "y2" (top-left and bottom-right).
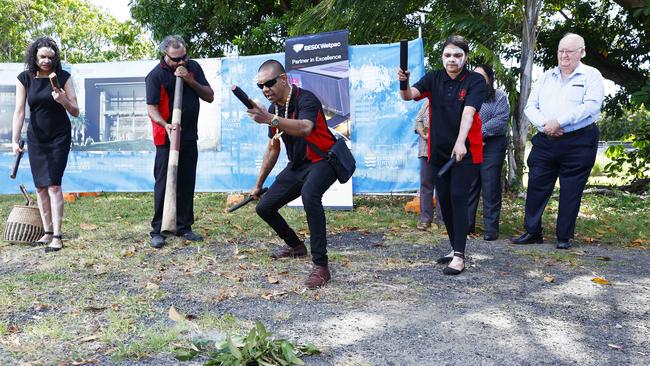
[
  {"x1": 78, "y1": 334, "x2": 100, "y2": 343},
  {"x1": 120, "y1": 247, "x2": 136, "y2": 257},
  {"x1": 79, "y1": 223, "x2": 98, "y2": 231},
  {"x1": 261, "y1": 291, "x2": 289, "y2": 300},
  {"x1": 7, "y1": 324, "x2": 20, "y2": 333},
  {"x1": 608, "y1": 343, "x2": 623, "y2": 350},
  {"x1": 543, "y1": 275, "x2": 555, "y2": 283},
  {"x1": 71, "y1": 359, "x2": 99, "y2": 365},
  {"x1": 267, "y1": 276, "x2": 280, "y2": 284},
  {"x1": 592, "y1": 277, "x2": 611, "y2": 285},
  {"x1": 169, "y1": 306, "x2": 184, "y2": 322},
  {"x1": 145, "y1": 282, "x2": 159, "y2": 290}
]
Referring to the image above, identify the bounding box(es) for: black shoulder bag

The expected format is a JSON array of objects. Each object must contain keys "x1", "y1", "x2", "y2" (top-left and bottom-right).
[{"x1": 305, "y1": 137, "x2": 356, "y2": 184}]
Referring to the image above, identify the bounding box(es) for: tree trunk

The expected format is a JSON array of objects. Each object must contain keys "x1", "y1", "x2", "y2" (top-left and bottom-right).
[{"x1": 509, "y1": 0, "x2": 542, "y2": 190}]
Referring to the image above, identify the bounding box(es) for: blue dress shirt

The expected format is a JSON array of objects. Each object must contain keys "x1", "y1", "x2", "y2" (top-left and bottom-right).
[{"x1": 524, "y1": 63, "x2": 604, "y2": 133}]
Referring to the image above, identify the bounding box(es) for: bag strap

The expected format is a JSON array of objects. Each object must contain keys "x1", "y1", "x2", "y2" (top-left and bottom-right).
[
  {"x1": 304, "y1": 139, "x2": 329, "y2": 160},
  {"x1": 287, "y1": 86, "x2": 337, "y2": 159}
]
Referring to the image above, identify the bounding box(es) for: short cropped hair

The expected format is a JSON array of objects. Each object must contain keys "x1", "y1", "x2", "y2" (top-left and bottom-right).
[
  {"x1": 258, "y1": 59, "x2": 286, "y2": 74},
  {"x1": 442, "y1": 35, "x2": 470, "y2": 55}
]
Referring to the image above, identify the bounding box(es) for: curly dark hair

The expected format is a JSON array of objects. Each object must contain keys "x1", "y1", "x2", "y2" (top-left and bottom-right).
[
  {"x1": 475, "y1": 63, "x2": 496, "y2": 102},
  {"x1": 25, "y1": 37, "x2": 62, "y2": 76}
]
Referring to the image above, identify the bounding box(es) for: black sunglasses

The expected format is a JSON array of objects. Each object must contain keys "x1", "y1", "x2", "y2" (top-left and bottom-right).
[
  {"x1": 257, "y1": 74, "x2": 284, "y2": 89},
  {"x1": 166, "y1": 53, "x2": 188, "y2": 63}
]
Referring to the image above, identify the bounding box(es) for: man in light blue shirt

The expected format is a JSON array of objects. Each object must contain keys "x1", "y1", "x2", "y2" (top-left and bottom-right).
[{"x1": 512, "y1": 33, "x2": 604, "y2": 250}]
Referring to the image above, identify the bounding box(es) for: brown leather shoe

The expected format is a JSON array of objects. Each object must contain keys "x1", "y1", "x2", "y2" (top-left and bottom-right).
[
  {"x1": 270, "y1": 242, "x2": 308, "y2": 259},
  {"x1": 304, "y1": 265, "x2": 331, "y2": 289}
]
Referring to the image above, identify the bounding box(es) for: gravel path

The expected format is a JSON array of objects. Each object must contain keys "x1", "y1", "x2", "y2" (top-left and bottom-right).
[{"x1": 93, "y1": 232, "x2": 649, "y2": 366}]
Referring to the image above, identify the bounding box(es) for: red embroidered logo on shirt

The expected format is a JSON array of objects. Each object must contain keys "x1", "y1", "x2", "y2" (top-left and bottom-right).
[{"x1": 458, "y1": 89, "x2": 467, "y2": 101}]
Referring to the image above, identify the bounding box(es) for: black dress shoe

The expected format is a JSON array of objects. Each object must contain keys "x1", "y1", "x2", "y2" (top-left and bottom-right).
[
  {"x1": 511, "y1": 232, "x2": 543, "y2": 245},
  {"x1": 150, "y1": 235, "x2": 166, "y2": 249},
  {"x1": 484, "y1": 233, "x2": 498, "y2": 241},
  {"x1": 556, "y1": 241, "x2": 571, "y2": 250},
  {"x1": 180, "y1": 231, "x2": 204, "y2": 242}
]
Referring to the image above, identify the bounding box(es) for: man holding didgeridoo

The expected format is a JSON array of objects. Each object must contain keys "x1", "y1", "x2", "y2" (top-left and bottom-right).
[
  {"x1": 146, "y1": 35, "x2": 214, "y2": 249},
  {"x1": 247, "y1": 60, "x2": 338, "y2": 289},
  {"x1": 398, "y1": 35, "x2": 486, "y2": 275}
]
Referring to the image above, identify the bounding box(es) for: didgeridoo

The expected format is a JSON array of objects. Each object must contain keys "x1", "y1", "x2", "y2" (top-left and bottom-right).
[
  {"x1": 160, "y1": 76, "x2": 184, "y2": 236},
  {"x1": 10, "y1": 140, "x2": 25, "y2": 179},
  {"x1": 400, "y1": 39, "x2": 408, "y2": 90}
]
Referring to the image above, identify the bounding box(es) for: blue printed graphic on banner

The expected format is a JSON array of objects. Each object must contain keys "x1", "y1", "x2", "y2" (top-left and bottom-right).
[{"x1": 350, "y1": 39, "x2": 425, "y2": 192}]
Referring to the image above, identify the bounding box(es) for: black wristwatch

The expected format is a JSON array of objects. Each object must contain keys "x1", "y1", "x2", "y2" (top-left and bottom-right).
[{"x1": 269, "y1": 115, "x2": 280, "y2": 127}]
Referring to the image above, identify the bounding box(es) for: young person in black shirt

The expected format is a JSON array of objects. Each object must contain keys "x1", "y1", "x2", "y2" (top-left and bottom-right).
[
  {"x1": 246, "y1": 60, "x2": 337, "y2": 289},
  {"x1": 397, "y1": 35, "x2": 487, "y2": 275}
]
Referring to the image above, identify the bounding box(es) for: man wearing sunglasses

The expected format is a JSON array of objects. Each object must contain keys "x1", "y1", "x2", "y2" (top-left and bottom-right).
[
  {"x1": 145, "y1": 35, "x2": 214, "y2": 249},
  {"x1": 513, "y1": 33, "x2": 604, "y2": 250},
  {"x1": 246, "y1": 59, "x2": 338, "y2": 289}
]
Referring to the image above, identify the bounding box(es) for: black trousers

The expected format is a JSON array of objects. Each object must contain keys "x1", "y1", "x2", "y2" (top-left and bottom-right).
[
  {"x1": 523, "y1": 125, "x2": 599, "y2": 241},
  {"x1": 468, "y1": 135, "x2": 507, "y2": 235},
  {"x1": 256, "y1": 160, "x2": 337, "y2": 266},
  {"x1": 151, "y1": 140, "x2": 198, "y2": 237},
  {"x1": 433, "y1": 159, "x2": 478, "y2": 253}
]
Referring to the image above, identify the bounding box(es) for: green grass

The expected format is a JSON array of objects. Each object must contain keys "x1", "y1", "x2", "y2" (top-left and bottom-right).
[{"x1": 0, "y1": 190, "x2": 647, "y2": 364}]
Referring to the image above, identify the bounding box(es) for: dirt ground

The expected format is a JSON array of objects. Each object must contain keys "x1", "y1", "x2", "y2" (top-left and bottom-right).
[{"x1": 67, "y1": 231, "x2": 650, "y2": 366}]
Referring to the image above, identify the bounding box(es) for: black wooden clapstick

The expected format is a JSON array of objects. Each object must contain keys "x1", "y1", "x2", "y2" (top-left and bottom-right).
[
  {"x1": 400, "y1": 39, "x2": 408, "y2": 90},
  {"x1": 437, "y1": 156, "x2": 456, "y2": 177},
  {"x1": 227, "y1": 187, "x2": 268, "y2": 213},
  {"x1": 10, "y1": 140, "x2": 25, "y2": 179},
  {"x1": 231, "y1": 85, "x2": 254, "y2": 109}
]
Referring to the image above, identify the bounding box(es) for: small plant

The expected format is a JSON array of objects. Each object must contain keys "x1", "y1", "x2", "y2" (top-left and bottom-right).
[{"x1": 175, "y1": 321, "x2": 320, "y2": 365}]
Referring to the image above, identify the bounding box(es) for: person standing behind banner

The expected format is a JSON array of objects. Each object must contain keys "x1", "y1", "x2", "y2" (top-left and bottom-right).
[
  {"x1": 512, "y1": 33, "x2": 604, "y2": 250},
  {"x1": 467, "y1": 64, "x2": 510, "y2": 241},
  {"x1": 12, "y1": 37, "x2": 79, "y2": 252},
  {"x1": 146, "y1": 35, "x2": 214, "y2": 249},
  {"x1": 397, "y1": 35, "x2": 487, "y2": 275},
  {"x1": 247, "y1": 59, "x2": 338, "y2": 289},
  {"x1": 414, "y1": 102, "x2": 443, "y2": 230}
]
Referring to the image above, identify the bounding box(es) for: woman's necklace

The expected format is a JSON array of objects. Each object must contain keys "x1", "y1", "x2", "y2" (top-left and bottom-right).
[{"x1": 272, "y1": 85, "x2": 292, "y2": 140}]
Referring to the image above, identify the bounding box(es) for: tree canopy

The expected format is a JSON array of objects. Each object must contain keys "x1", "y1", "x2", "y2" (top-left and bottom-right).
[{"x1": 0, "y1": 0, "x2": 152, "y2": 63}]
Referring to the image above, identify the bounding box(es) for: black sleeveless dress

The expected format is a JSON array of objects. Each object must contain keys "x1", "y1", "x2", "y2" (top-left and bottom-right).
[{"x1": 17, "y1": 70, "x2": 72, "y2": 188}]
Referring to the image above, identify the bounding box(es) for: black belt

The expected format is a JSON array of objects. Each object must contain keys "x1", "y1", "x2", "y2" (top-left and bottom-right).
[{"x1": 547, "y1": 123, "x2": 595, "y2": 140}]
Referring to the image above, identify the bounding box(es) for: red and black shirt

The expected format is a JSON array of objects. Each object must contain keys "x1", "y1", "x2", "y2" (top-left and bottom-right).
[
  {"x1": 145, "y1": 58, "x2": 210, "y2": 146},
  {"x1": 267, "y1": 86, "x2": 335, "y2": 169},
  {"x1": 413, "y1": 68, "x2": 486, "y2": 165}
]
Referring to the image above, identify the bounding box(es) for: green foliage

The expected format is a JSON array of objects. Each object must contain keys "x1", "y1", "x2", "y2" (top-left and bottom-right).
[
  {"x1": 604, "y1": 105, "x2": 650, "y2": 183},
  {"x1": 0, "y1": 0, "x2": 153, "y2": 63},
  {"x1": 598, "y1": 107, "x2": 648, "y2": 141},
  {"x1": 130, "y1": 0, "x2": 319, "y2": 57},
  {"x1": 173, "y1": 322, "x2": 319, "y2": 365},
  {"x1": 207, "y1": 322, "x2": 319, "y2": 366}
]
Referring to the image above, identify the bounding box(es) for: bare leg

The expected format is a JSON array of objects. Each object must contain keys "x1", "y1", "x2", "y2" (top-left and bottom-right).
[
  {"x1": 48, "y1": 185, "x2": 64, "y2": 249},
  {"x1": 36, "y1": 186, "x2": 53, "y2": 243}
]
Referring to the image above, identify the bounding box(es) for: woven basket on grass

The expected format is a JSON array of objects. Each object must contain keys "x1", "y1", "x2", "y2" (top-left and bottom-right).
[{"x1": 3, "y1": 205, "x2": 44, "y2": 244}]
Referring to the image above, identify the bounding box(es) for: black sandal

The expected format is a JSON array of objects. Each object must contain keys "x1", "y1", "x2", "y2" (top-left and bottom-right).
[
  {"x1": 442, "y1": 252, "x2": 465, "y2": 275},
  {"x1": 32, "y1": 231, "x2": 53, "y2": 247},
  {"x1": 436, "y1": 250, "x2": 454, "y2": 264},
  {"x1": 45, "y1": 234, "x2": 63, "y2": 253}
]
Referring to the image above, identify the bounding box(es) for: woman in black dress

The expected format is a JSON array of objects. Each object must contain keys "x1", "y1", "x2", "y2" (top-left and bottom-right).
[{"x1": 11, "y1": 37, "x2": 79, "y2": 252}]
